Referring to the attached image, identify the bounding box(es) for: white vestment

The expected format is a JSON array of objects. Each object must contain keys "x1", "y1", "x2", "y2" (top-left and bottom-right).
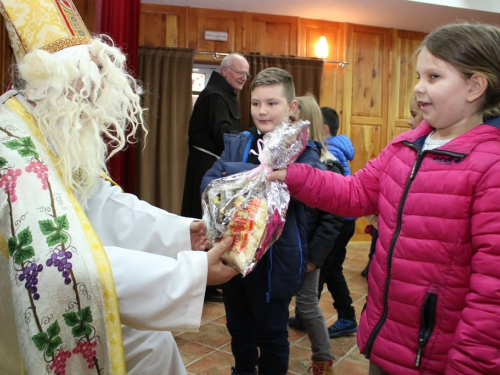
[{"x1": 85, "y1": 180, "x2": 208, "y2": 375}]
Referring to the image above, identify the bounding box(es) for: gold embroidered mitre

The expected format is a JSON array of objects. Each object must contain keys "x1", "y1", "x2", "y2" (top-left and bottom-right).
[{"x1": 0, "y1": 0, "x2": 92, "y2": 62}]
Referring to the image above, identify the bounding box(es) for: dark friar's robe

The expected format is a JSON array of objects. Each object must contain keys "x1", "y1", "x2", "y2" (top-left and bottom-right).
[{"x1": 181, "y1": 71, "x2": 241, "y2": 218}]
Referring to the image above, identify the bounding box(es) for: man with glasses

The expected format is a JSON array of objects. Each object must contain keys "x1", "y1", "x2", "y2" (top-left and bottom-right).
[{"x1": 182, "y1": 53, "x2": 250, "y2": 302}]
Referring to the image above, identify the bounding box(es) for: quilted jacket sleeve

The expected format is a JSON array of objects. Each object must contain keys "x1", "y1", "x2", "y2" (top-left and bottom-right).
[
  {"x1": 306, "y1": 162, "x2": 344, "y2": 268},
  {"x1": 446, "y1": 158, "x2": 500, "y2": 374},
  {"x1": 285, "y1": 145, "x2": 388, "y2": 218}
]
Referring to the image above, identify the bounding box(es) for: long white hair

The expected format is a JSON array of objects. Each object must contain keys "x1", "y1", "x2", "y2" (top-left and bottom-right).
[{"x1": 15, "y1": 36, "x2": 145, "y2": 205}]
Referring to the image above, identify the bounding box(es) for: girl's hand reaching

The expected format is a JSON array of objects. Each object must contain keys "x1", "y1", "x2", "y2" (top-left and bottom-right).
[{"x1": 266, "y1": 169, "x2": 287, "y2": 181}]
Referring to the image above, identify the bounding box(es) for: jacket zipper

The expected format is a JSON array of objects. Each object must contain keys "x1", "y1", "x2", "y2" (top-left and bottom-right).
[
  {"x1": 266, "y1": 246, "x2": 274, "y2": 302},
  {"x1": 415, "y1": 290, "x2": 438, "y2": 367},
  {"x1": 364, "y1": 142, "x2": 466, "y2": 358}
]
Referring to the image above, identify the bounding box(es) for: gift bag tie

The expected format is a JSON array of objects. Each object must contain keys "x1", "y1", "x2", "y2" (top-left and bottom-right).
[{"x1": 249, "y1": 139, "x2": 273, "y2": 174}]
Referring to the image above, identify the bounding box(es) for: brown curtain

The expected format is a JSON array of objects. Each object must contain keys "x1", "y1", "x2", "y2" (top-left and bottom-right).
[
  {"x1": 135, "y1": 46, "x2": 194, "y2": 214},
  {"x1": 239, "y1": 53, "x2": 324, "y2": 131}
]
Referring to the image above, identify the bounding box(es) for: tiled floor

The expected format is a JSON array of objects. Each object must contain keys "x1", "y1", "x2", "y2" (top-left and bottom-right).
[{"x1": 174, "y1": 242, "x2": 371, "y2": 375}]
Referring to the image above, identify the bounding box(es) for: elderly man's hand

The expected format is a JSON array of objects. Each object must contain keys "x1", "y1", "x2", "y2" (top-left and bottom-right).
[
  {"x1": 190, "y1": 220, "x2": 211, "y2": 250},
  {"x1": 206, "y1": 236, "x2": 239, "y2": 285}
]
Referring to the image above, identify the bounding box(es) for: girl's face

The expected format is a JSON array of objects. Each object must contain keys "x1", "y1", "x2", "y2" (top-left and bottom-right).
[
  {"x1": 408, "y1": 98, "x2": 423, "y2": 129},
  {"x1": 414, "y1": 47, "x2": 482, "y2": 138},
  {"x1": 251, "y1": 84, "x2": 297, "y2": 134}
]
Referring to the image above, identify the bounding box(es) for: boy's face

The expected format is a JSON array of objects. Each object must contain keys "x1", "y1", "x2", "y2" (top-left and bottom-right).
[{"x1": 251, "y1": 84, "x2": 298, "y2": 134}]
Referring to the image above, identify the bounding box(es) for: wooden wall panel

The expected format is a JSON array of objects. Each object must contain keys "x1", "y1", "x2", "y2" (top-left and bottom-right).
[
  {"x1": 298, "y1": 19, "x2": 346, "y2": 124},
  {"x1": 388, "y1": 30, "x2": 426, "y2": 140},
  {"x1": 244, "y1": 13, "x2": 298, "y2": 55},
  {"x1": 187, "y1": 8, "x2": 243, "y2": 54},
  {"x1": 140, "y1": 4, "x2": 186, "y2": 48},
  {"x1": 344, "y1": 24, "x2": 391, "y2": 241}
]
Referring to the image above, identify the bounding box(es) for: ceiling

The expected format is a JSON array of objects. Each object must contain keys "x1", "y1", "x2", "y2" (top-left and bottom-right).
[{"x1": 142, "y1": 0, "x2": 500, "y2": 33}]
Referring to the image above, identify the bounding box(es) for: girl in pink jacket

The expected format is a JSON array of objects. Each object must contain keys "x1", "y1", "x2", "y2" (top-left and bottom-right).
[{"x1": 268, "y1": 23, "x2": 500, "y2": 374}]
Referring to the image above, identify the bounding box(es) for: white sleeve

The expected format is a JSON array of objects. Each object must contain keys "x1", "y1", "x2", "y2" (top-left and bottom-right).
[
  {"x1": 85, "y1": 179, "x2": 194, "y2": 258},
  {"x1": 106, "y1": 246, "x2": 207, "y2": 331}
]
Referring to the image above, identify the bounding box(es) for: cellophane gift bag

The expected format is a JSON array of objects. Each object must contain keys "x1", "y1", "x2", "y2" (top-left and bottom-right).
[{"x1": 201, "y1": 120, "x2": 310, "y2": 276}]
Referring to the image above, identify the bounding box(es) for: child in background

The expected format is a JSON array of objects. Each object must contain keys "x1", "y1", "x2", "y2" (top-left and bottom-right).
[
  {"x1": 322, "y1": 107, "x2": 355, "y2": 176},
  {"x1": 289, "y1": 95, "x2": 344, "y2": 375},
  {"x1": 318, "y1": 107, "x2": 358, "y2": 337},
  {"x1": 408, "y1": 95, "x2": 424, "y2": 129},
  {"x1": 268, "y1": 23, "x2": 500, "y2": 374},
  {"x1": 201, "y1": 68, "x2": 324, "y2": 375}
]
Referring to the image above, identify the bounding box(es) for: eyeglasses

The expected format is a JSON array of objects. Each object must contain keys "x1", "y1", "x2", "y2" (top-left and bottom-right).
[{"x1": 226, "y1": 67, "x2": 251, "y2": 79}]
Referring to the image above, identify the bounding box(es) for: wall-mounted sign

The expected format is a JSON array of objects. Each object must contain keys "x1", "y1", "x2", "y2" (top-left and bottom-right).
[{"x1": 204, "y1": 30, "x2": 228, "y2": 41}]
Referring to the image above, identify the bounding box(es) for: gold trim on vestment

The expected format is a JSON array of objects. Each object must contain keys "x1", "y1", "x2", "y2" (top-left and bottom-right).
[
  {"x1": 0, "y1": 232, "x2": 8, "y2": 259},
  {"x1": 4, "y1": 97, "x2": 126, "y2": 374}
]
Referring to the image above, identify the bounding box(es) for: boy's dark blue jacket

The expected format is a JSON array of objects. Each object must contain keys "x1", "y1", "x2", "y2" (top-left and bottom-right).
[{"x1": 201, "y1": 126, "x2": 325, "y2": 300}]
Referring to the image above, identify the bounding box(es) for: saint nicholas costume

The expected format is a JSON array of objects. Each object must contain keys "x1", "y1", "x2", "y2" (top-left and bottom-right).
[{"x1": 0, "y1": 1, "x2": 208, "y2": 374}]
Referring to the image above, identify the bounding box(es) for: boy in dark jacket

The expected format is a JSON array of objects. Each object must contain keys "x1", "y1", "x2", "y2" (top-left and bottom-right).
[{"x1": 201, "y1": 68, "x2": 324, "y2": 375}]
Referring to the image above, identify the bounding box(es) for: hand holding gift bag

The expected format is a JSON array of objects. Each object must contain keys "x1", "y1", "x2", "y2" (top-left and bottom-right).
[{"x1": 201, "y1": 120, "x2": 309, "y2": 276}]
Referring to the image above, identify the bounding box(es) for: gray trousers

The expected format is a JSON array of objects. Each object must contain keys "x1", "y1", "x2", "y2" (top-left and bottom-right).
[{"x1": 295, "y1": 268, "x2": 335, "y2": 362}]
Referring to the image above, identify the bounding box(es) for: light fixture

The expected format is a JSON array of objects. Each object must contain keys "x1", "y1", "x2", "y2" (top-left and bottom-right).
[{"x1": 315, "y1": 36, "x2": 329, "y2": 59}]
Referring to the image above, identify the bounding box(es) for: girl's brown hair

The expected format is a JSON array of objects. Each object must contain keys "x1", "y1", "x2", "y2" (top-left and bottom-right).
[{"x1": 417, "y1": 23, "x2": 500, "y2": 118}]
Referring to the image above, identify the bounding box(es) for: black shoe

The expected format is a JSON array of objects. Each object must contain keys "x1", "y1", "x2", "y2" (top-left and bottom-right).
[
  {"x1": 361, "y1": 259, "x2": 371, "y2": 278},
  {"x1": 204, "y1": 288, "x2": 224, "y2": 302},
  {"x1": 361, "y1": 264, "x2": 368, "y2": 278},
  {"x1": 231, "y1": 366, "x2": 257, "y2": 375},
  {"x1": 288, "y1": 314, "x2": 306, "y2": 331}
]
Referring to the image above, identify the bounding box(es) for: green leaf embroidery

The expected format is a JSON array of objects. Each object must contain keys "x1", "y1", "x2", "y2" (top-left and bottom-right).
[
  {"x1": 3, "y1": 137, "x2": 38, "y2": 158},
  {"x1": 7, "y1": 237, "x2": 17, "y2": 257},
  {"x1": 31, "y1": 320, "x2": 63, "y2": 357},
  {"x1": 46, "y1": 231, "x2": 68, "y2": 246},
  {"x1": 39, "y1": 215, "x2": 69, "y2": 246},
  {"x1": 0, "y1": 157, "x2": 7, "y2": 169},
  {"x1": 54, "y1": 215, "x2": 69, "y2": 231},
  {"x1": 63, "y1": 306, "x2": 94, "y2": 338},
  {"x1": 72, "y1": 323, "x2": 92, "y2": 337},
  {"x1": 14, "y1": 246, "x2": 35, "y2": 264},
  {"x1": 32, "y1": 332, "x2": 50, "y2": 351},
  {"x1": 18, "y1": 227, "x2": 32, "y2": 247},
  {"x1": 3, "y1": 139, "x2": 23, "y2": 150},
  {"x1": 78, "y1": 306, "x2": 93, "y2": 324},
  {"x1": 39, "y1": 220, "x2": 57, "y2": 235},
  {"x1": 8, "y1": 228, "x2": 35, "y2": 264},
  {"x1": 62, "y1": 312, "x2": 80, "y2": 326},
  {"x1": 46, "y1": 336, "x2": 62, "y2": 357},
  {"x1": 47, "y1": 320, "x2": 61, "y2": 337}
]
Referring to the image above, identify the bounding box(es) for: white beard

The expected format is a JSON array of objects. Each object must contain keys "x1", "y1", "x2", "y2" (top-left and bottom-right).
[{"x1": 19, "y1": 39, "x2": 145, "y2": 205}]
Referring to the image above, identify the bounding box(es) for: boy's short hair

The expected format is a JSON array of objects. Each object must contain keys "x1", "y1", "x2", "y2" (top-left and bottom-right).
[
  {"x1": 321, "y1": 106, "x2": 340, "y2": 136},
  {"x1": 250, "y1": 67, "x2": 295, "y2": 103}
]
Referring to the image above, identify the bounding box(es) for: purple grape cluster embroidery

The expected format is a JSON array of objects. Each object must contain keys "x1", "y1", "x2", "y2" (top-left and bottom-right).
[
  {"x1": 19, "y1": 262, "x2": 43, "y2": 300},
  {"x1": 46, "y1": 250, "x2": 73, "y2": 285}
]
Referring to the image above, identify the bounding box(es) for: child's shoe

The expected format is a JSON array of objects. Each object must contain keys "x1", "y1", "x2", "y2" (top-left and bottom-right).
[
  {"x1": 328, "y1": 318, "x2": 358, "y2": 338},
  {"x1": 308, "y1": 360, "x2": 334, "y2": 374},
  {"x1": 288, "y1": 313, "x2": 306, "y2": 331},
  {"x1": 230, "y1": 367, "x2": 257, "y2": 375}
]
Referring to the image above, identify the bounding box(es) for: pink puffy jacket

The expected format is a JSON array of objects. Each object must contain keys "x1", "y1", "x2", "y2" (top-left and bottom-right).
[{"x1": 286, "y1": 121, "x2": 500, "y2": 374}]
